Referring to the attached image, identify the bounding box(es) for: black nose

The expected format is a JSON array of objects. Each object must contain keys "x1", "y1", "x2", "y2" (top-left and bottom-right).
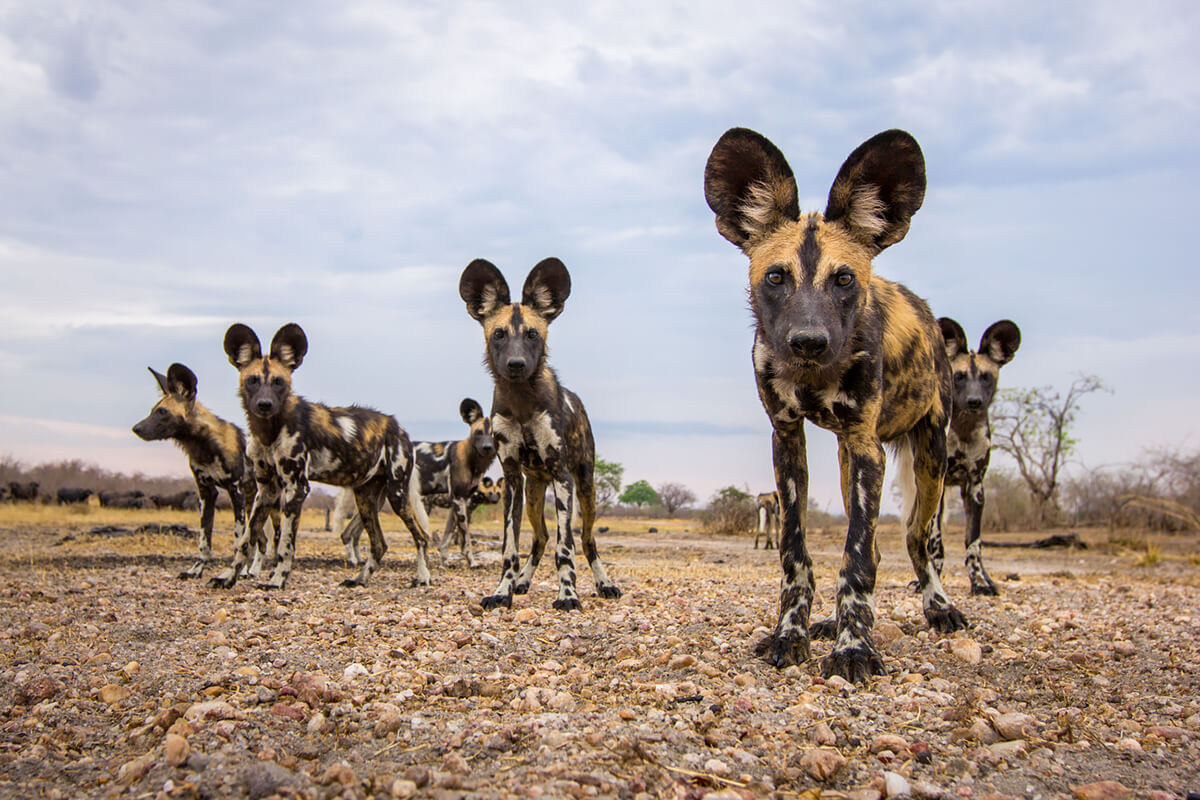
[
  {"x1": 480, "y1": 442, "x2": 496, "y2": 454},
  {"x1": 256, "y1": 399, "x2": 274, "y2": 414},
  {"x1": 967, "y1": 397, "x2": 984, "y2": 410},
  {"x1": 506, "y1": 358, "x2": 526, "y2": 374},
  {"x1": 788, "y1": 330, "x2": 829, "y2": 359}
]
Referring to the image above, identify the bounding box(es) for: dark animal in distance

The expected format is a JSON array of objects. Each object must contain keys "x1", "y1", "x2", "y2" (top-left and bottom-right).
[
  {"x1": 211, "y1": 323, "x2": 432, "y2": 590},
  {"x1": 57, "y1": 487, "x2": 95, "y2": 505},
  {"x1": 428, "y1": 475, "x2": 505, "y2": 557},
  {"x1": 929, "y1": 318, "x2": 1021, "y2": 596},
  {"x1": 459, "y1": 258, "x2": 622, "y2": 610},
  {"x1": 755, "y1": 491, "x2": 780, "y2": 550},
  {"x1": 7, "y1": 481, "x2": 39, "y2": 502},
  {"x1": 133, "y1": 364, "x2": 265, "y2": 579},
  {"x1": 705, "y1": 126, "x2": 965, "y2": 682},
  {"x1": 98, "y1": 489, "x2": 153, "y2": 509},
  {"x1": 337, "y1": 398, "x2": 497, "y2": 569},
  {"x1": 151, "y1": 490, "x2": 201, "y2": 511}
]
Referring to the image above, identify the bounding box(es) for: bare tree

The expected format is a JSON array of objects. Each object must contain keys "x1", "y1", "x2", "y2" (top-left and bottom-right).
[
  {"x1": 990, "y1": 373, "x2": 1108, "y2": 527},
  {"x1": 656, "y1": 482, "x2": 696, "y2": 516}
]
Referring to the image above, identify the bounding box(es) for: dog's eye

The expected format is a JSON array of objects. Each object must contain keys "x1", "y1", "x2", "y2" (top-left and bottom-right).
[
  {"x1": 156, "y1": 407, "x2": 168, "y2": 416},
  {"x1": 271, "y1": 377, "x2": 285, "y2": 388},
  {"x1": 953, "y1": 372, "x2": 967, "y2": 383},
  {"x1": 765, "y1": 268, "x2": 785, "y2": 286},
  {"x1": 492, "y1": 329, "x2": 506, "y2": 341},
  {"x1": 525, "y1": 329, "x2": 539, "y2": 341},
  {"x1": 835, "y1": 272, "x2": 855, "y2": 288},
  {"x1": 246, "y1": 375, "x2": 260, "y2": 387},
  {"x1": 980, "y1": 373, "x2": 994, "y2": 384}
]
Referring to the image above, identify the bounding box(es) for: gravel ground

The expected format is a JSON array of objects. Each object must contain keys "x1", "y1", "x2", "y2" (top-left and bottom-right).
[{"x1": 1, "y1": 510, "x2": 1198, "y2": 800}]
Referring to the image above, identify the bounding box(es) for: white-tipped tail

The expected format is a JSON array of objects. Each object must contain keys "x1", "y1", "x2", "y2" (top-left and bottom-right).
[{"x1": 893, "y1": 439, "x2": 916, "y2": 530}]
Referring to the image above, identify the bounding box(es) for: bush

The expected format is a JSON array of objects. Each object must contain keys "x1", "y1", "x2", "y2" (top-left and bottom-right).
[{"x1": 702, "y1": 485, "x2": 756, "y2": 536}]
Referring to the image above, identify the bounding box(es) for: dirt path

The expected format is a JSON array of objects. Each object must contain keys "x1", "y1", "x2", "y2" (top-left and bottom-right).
[{"x1": 1, "y1": 511, "x2": 1197, "y2": 799}]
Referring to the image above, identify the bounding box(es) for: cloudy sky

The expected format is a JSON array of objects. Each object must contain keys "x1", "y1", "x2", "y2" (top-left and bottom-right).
[{"x1": 2, "y1": 1, "x2": 1197, "y2": 513}]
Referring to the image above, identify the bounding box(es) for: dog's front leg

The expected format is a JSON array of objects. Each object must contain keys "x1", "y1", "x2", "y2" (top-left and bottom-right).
[
  {"x1": 482, "y1": 461, "x2": 523, "y2": 609},
  {"x1": 962, "y1": 480, "x2": 997, "y2": 595},
  {"x1": 210, "y1": 478, "x2": 273, "y2": 588},
  {"x1": 821, "y1": 431, "x2": 887, "y2": 683},
  {"x1": 181, "y1": 480, "x2": 217, "y2": 579},
  {"x1": 549, "y1": 472, "x2": 581, "y2": 611},
  {"x1": 756, "y1": 423, "x2": 816, "y2": 668},
  {"x1": 262, "y1": 459, "x2": 308, "y2": 590},
  {"x1": 451, "y1": 496, "x2": 479, "y2": 569}
]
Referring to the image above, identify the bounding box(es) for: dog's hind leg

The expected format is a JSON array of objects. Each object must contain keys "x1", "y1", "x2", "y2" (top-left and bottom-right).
[
  {"x1": 181, "y1": 481, "x2": 217, "y2": 579},
  {"x1": 344, "y1": 482, "x2": 386, "y2": 587},
  {"x1": 962, "y1": 480, "x2": 997, "y2": 595},
  {"x1": 903, "y1": 423, "x2": 968, "y2": 633},
  {"x1": 575, "y1": 464, "x2": 620, "y2": 598},
  {"x1": 389, "y1": 466, "x2": 432, "y2": 587}
]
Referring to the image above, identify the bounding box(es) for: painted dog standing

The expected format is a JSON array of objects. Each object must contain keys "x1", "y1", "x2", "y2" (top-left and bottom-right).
[
  {"x1": 132, "y1": 363, "x2": 265, "y2": 579},
  {"x1": 337, "y1": 398, "x2": 497, "y2": 568},
  {"x1": 929, "y1": 318, "x2": 1021, "y2": 596},
  {"x1": 210, "y1": 323, "x2": 433, "y2": 590},
  {"x1": 705, "y1": 127, "x2": 966, "y2": 682},
  {"x1": 755, "y1": 491, "x2": 780, "y2": 550},
  {"x1": 459, "y1": 258, "x2": 622, "y2": 610}
]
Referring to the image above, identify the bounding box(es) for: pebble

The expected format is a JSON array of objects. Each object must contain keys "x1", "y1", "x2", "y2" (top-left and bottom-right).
[
  {"x1": 810, "y1": 722, "x2": 837, "y2": 746},
  {"x1": 949, "y1": 638, "x2": 982, "y2": 665},
  {"x1": 669, "y1": 654, "x2": 696, "y2": 669},
  {"x1": 342, "y1": 662, "x2": 369, "y2": 682},
  {"x1": 703, "y1": 757, "x2": 729, "y2": 776},
  {"x1": 883, "y1": 771, "x2": 911, "y2": 798},
  {"x1": 799, "y1": 748, "x2": 845, "y2": 781},
  {"x1": 391, "y1": 778, "x2": 418, "y2": 798},
  {"x1": 990, "y1": 712, "x2": 1037, "y2": 740},
  {"x1": 515, "y1": 608, "x2": 538, "y2": 623},
  {"x1": 164, "y1": 733, "x2": 190, "y2": 767},
  {"x1": 1070, "y1": 781, "x2": 1131, "y2": 800},
  {"x1": 99, "y1": 684, "x2": 131, "y2": 704},
  {"x1": 14, "y1": 675, "x2": 63, "y2": 705},
  {"x1": 870, "y1": 734, "x2": 910, "y2": 756},
  {"x1": 185, "y1": 700, "x2": 237, "y2": 722},
  {"x1": 117, "y1": 754, "x2": 153, "y2": 784},
  {"x1": 1115, "y1": 737, "x2": 1142, "y2": 751}
]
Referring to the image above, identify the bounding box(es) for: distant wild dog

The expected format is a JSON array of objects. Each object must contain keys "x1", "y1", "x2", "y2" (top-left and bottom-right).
[
  {"x1": 930, "y1": 318, "x2": 1021, "y2": 596},
  {"x1": 337, "y1": 398, "x2": 497, "y2": 568},
  {"x1": 211, "y1": 323, "x2": 433, "y2": 590},
  {"x1": 133, "y1": 364, "x2": 262, "y2": 579},
  {"x1": 705, "y1": 127, "x2": 965, "y2": 682},
  {"x1": 755, "y1": 491, "x2": 780, "y2": 549},
  {"x1": 430, "y1": 476, "x2": 504, "y2": 557},
  {"x1": 459, "y1": 258, "x2": 622, "y2": 610}
]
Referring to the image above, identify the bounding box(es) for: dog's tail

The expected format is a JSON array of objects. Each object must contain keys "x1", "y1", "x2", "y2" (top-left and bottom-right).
[
  {"x1": 407, "y1": 464, "x2": 432, "y2": 544},
  {"x1": 891, "y1": 439, "x2": 917, "y2": 532},
  {"x1": 757, "y1": 502, "x2": 768, "y2": 532}
]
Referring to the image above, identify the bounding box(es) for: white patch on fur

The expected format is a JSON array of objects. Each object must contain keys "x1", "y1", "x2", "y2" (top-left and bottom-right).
[
  {"x1": 237, "y1": 343, "x2": 255, "y2": 366},
  {"x1": 752, "y1": 337, "x2": 772, "y2": 374},
  {"x1": 308, "y1": 448, "x2": 341, "y2": 478},
  {"x1": 563, "y1": 394, "x2": 574, "y2": 413},
  {"x1": 528, "y1": 411, "x2": 561, "y2": 455},
  {"x1": 336, "y1": 416, "x2": 357, "y2": 441},
  {"x1": 892, "y1": 439, "x2": 916, "y2": 530},
  {"x1": 847, "y1": 184, "x2": 888, "y2": 238},
  {"x1": 480, "y1": 285, "x2": 503, "y2": 315},
  {"x1": 276, "y1": 344, "x2": 294, "y2": 366}
]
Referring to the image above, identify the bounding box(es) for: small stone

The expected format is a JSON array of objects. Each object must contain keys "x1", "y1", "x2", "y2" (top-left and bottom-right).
[
  {"x1": 810, "y1": 722, "x2": 837, "y2": 746},
  {"x1": 669, "y1": 654, "x2": 696, "y2": 669},
  {"x1": 391, "y1": 778, "x2": 418, "y2": 798},
  {"x1": 184, "y1": 700, "x2": 237, "y2": 722},
  {"x1": 798, "y1": 749, "x2": 845, "y2": 781},
  {"x1": 342, "y1": 663, "x2": 368, "y2": 682},
  {"x1": 987, "y1": 740, "x2": 1027, "y2": 760},
  {"x1": 871, "y1": 734, "x2": 910, "y2": 756},
  {"x1": 1145, "y1": 725, "x2": 1188, "y2": 740},
  {"x1": 164, "y1": 733, "x2": 190, "y2": 767},
  {"x1": 14, "y1": 675, "x2": 64, "y2": 705},
  {"x1": 991, "y1": 712, "x2": 1037, "y2": 740},
  {"x1": 117, "y1": 754, "x2": 153, "y2": 784},
  {"x1": 703, "y1": 758, "x2": 729, "y2": 776},
  {"x1": 241, "y1": 762, "x2": 299, "y2": 799},
  {"x1": 319, "y1": 762, "x2": 356, "y2": 787},
  {"x1": 1115, "y1": 738, "x2": 1141, "y2": 751},
  {"x1": 270, "y1": 703, "x2": 306, "y2": 721},
  {"x1": 442, "y1": 752, "x2": 470, "y2": 775},
  {"x1": 949, "y1": 638, "x2": 982, "y2": 665},
  {"x1": 883, "y1": 771, "x2": 911, "y2": 798},
  {"x1": 307, "y1": 711, "x2": 327, "y2": 734},
  {"x1": 515, "y1": 608, "x2": 538, "y2": 623},
  {"x1": 874, "y1": 622, "x2": 905, "y2": 645},
  {"x1": 1070, "y1": 781, "x2": 1131, "y2": 800},
  {"x1": 99, "y1": 684, "x2": 131, "y2": 704}
]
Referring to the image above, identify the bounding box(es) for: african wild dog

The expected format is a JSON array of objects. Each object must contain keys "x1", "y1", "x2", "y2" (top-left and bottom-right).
[
  {"x1": 433, "y1": 476, "x2": 504, "y2": 556},
  {"x1": 705, "y1": 127, "x2": 966, "y2": 682},
  {"x1": 459, "y1": 258, "x2": 622, "y2": 610},
  {"x1": 755, "y1": 491, "x2": 780, "y2": 550},
  {"x1": 211, "y1": 323, "x2": 433, "y2": 590},
  {"x1": 337, "y1": 398, "x2": 497, "y2": 568},
  {"x1": 133, "y1": 364, "x2": 263, "y2": 579},
  {"x1": 929, "y1": 318, "x2": 1021, "y2": 596}
]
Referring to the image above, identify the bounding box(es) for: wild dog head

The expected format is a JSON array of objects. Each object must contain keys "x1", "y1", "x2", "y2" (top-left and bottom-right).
[
  {"x1": 704, "y1": 128, "x2": 926, "y2": 372},
  {"x1": 476, "y1": 475, "x2": 504, "y2": 505},
  {"x1": 133, "y1": 363, "x2": 199, "y2": 441},
  {"x1": 939, "y1": 318, "x2": 1020, "y2": 414},
  {"x1": 223, "y1": 323, "x2": 308, "y2": 420},
  {"x1": 460, "y1": 398, "x2": 496, "y2": 459},
  {"x1": 458, "y1": 258, "x2": 571, "y2": 382}
]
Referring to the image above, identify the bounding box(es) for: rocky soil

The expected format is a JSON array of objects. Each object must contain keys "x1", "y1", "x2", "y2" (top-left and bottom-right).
[{"x1": 1, "y1": 511, "x2": 1198, "y2": 800}]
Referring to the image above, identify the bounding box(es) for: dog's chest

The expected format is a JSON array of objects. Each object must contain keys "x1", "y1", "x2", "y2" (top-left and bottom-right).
[
  {"x1": 493, "y1": 412, "x2": 561, "y2": 467},
  {"x1": 191, "y1": 458, "x2": 233, "y2": 486},
  {"x1": 946, "y1": 422, "x2": 990, "y2": 485}
]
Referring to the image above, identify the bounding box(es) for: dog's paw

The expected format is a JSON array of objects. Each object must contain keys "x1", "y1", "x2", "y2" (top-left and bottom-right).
[
  {"x1": 552, "y1": 597, "x2": 582, "y2": 612},
  {"x1": 821, "y1": 645, "x2": 886, "y2": 684},
  {"x1": 481, "y1": 592, "x2": 513, "y2": 610},
  {"x1": 926, "y1": 604, "x2": 969, "y2": 633},
  {"x1": 754, "y1": 631, "x2": 811, "y2": 668},
  {"x1": 808, "y1": 616, "x2": 837, "y2": 640}
]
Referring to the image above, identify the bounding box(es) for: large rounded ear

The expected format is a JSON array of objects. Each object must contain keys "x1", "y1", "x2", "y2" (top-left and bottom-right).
[
  {"x1": 980, "y1": 320, "x2": 1021, "y2": 366},
  {"x1": 166, "y1": 363, "x2": 198, "y2": 401},
  {"x1": 938, "y1": 317, "x2": 969, "y2": 359},
  {"x1": 224, "y1": 324, "x2": 262, "y2": 369},
  {"x1": 479, "y1": 476, "x2": 494, "y2": 489},
  {"x1": 522, "y1": 258, "x2": 571, "y2": 323},
  {"x1": 459, "y1": 259, "x2": 511, "y2": 322},
  {"x1": 704, "y1": 127, "x2": 799, "y2": 252},
  {"x1": 459, "y1": 398, "x2": 484, "y2": 424},
  {"x1": 148, "y1": 366, "x2": 171, "y2": 395},
  {"x1": 269, "y1": 323, "x2": 308, "y2": 371},
  {"x1": 824, "y1": 129, "x2": 926, "y2": 255}
]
